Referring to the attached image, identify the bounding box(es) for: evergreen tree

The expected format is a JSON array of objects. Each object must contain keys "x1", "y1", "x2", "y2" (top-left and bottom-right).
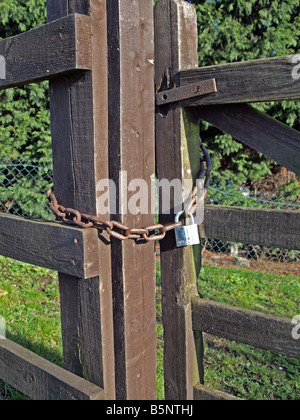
[
  {"x1": 0, "y1": 0, "x2": 50, "y2": 163},
  {"x1": 0, "y1": 0, "x2": 51, "y2": 218},
  {"x1": 0, "y1": 0, "x2": 299, "y2": 189},
  {"x1": 193, "y1": 0, "x2": 300, "y2": 187}
]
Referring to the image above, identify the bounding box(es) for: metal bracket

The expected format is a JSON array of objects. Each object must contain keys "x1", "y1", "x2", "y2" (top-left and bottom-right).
[{"x1": 156, "y1": 78, "x2": 217, "y2": 106}]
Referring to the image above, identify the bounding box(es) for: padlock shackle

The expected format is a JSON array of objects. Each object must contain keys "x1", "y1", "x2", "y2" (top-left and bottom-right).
[{"x1": 175, "y1": 211, "x2": 195, "y2": 225}]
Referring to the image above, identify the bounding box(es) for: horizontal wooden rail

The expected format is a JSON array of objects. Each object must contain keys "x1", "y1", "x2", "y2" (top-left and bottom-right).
[
  {"x1": 194, "y1": 383, "x2": 243, "y2": 401},
  {"x1": 0, "y1": 213, "x2": 99, "y2": 278},
  {"x1": 0, "y1": 338, "x2": 104, "y2": 400},
  {"x1": 176, "y1": 55, "x2": 300, "y2": 106},
  {"x1": 204, "y1": 206, "x2": 300, "y2": 250},
  {"x1": 192, "y1": 298, "x2": 300, "y2": 359},
  {"x1": 0, "y1": 13, "x2": 91, "y2": 90},
  {"x1": 196, "y1": 104, "x2": 300, "y2": 176}
]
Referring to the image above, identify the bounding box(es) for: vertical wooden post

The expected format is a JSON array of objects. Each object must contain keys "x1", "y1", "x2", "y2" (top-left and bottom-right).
[
  {"x1": 47, "y1": 0, "x2": 115, "y2": 399},
  {"x1": 106, "y1": 0, "x2": 157, "y2": 400},
  {"x1": 155, "y1": 0, "x2": 203, "y2": 400}
]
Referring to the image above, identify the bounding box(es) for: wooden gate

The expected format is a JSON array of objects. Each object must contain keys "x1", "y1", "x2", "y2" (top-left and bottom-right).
[
  {"x1": 0, "y1": 0, "x2": 299, "y2": 400},
  {"x1": 0, "y1": 0, "x2": 156, "y2": 400},
  {"x1": 155, "y1": 0, "x2": 300, "y2": 401}
]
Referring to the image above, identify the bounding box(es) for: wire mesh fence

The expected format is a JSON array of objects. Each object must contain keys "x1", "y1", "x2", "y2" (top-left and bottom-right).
[
  {"x1": 206, "y1": 184, "x2": 300, "y2": 211},
  {"x1": 0, "y1": 157, "x2": 299, "y2": 264},
  {"x1": 0, "y1": 157, "x2": 53, "y2": 220},
  {"x1": 204, "y1": 185, "x2": 300, "y2": 264}
]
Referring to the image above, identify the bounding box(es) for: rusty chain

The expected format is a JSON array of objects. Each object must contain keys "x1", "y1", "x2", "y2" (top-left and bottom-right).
[
  {"x1": 185, "y1": 137, "x2": 212, "y2": 216},
  {"x1": 47, "y1": 136, "x2": 211, "y2": 242}
]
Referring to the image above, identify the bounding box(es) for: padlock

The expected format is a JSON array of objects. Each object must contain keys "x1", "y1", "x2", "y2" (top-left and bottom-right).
[{"x1": 174, "y1": 211, "x2": 200, "y2": 248}]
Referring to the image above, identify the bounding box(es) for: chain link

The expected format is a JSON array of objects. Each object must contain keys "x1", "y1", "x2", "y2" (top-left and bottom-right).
[
  {"x1": 184, "y1": 136, "x2": 212, "y2": 216},
  {"x1": 47, "y1": 188, "x2": 183, "y2": 242},
  {"x1": 47, "y1": 135, "x2": 211, "y2": 242}
]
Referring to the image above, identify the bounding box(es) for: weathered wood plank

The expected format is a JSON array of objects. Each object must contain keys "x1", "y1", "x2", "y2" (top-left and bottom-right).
[
  {"x1": 47, "y1": 0, "x2": 115, "y2": 399},
  {"x1": 192, "y1": 298, "x2": 300, "y2": 359},
  {"x1": 196, "y1": 103, "x2": 300, "y2": 175},
  {"x1": 47, "y1": 0, "x2": 90, "y2": 22},
  {"x1": 155, "y1": 0, "x2": 203, "y2": 400},
  {"x1": 0, "y1": 213, "x2": 99, "y2": 278},
  {"x1": 176, "y1": 55, "x2": 300, "y2": 106},
  {"x1": 0, "y1": 14, "x2": 92, "y2": 90},
  {"x1": 107, "y1": 0, "x2": 157, "y2": 400},
  {"x1": 0, "y1": 338, "x2": 104, "y2": 400},
  {"x1": 204, "y1": 206, "x2": 300, "y2": 250},
  {"x1": 194, "y1": 384, "x2": 243, "y2": 401}
]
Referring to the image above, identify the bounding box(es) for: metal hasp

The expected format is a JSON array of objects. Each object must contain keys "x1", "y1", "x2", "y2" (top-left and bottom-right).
[{"x1": 156, "y1": 78, "x2": 217, "y2": 105}]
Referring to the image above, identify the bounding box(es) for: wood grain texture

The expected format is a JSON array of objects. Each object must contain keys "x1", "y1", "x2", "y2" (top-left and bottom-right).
[
  {"x1": 195, "y1": 103, "x2": 300, "y2": 175},
  {"x1": 0, "y1": 338, "x2": 104, "y2": 400},
  {"x1": 107, "y1": 0, "x2": 156, "y2": 400},
  {"x1": 204, "y1": 206, "x2": 300, "y2": 250},
  {"x1": 155, "y1": 0, "x2": 203, "y2": 400},
  {"x1": 0, "y1": 14, "x2": 92, "y2": 90},
  {"x1": 194, "y1": 384, "x2": 243, "y2": 401},
  {"x1": 0, "y1": 213, "x2": 99, "y2": 277},
  {"x1": 192, "y1": 298, "x2": 300, "y2": 359},
  {"x1": 176, "y1": 55, "x2": 300, "y2": 106},
  {"x1": 90, "y1": 0, "x2": 115, "y2": 400},
  {"x1": 47, "y1": 0, "x2": 115, "y2": 399}
]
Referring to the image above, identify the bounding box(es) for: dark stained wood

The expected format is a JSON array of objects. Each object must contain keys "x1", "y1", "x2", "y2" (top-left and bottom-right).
[
  {"x1": 106, "y1": 0, "x2": 157, "y2": 400},
  {"x1": 0, "y1": 338, "x2": 104, "y2": 400},
  {"x1": 46, "y1": 0, "x2": 68, "y2": 22},
  {"x1": 47, "y1": 0, "x2": 91, "y2": 21},
  {"x1": 176, "y1": 55, "x2": 300, "y2": 106},
  {"x1": 192, "y1": 298, "x2": 300, "y2": 359},
  {"x1": 0, "y1": 213, "x2": 99, "y2": 277},
  {"x1": 204, "y1": 206, "x2": 300, "y2": 250},
  {"x1": 47, "y1": 0, "x2": 115, "y2": 399},
  {"x1": 155, "y1": 0, "x2": 203, "y2": 400},
  {"x1": 58, "y1": 275, "x2": 107, "y2": 390},
  {"x1": 195, "y1": 103, "x2": 300, "y2": 176},
  {"x1": 194, "y1": 384, "x2": 243, "y2": 401},
  {"x1": 0, "y1": 14, "x2": 92, "y2": 90}
]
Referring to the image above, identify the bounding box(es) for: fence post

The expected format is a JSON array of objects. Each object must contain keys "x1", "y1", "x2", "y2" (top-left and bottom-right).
[
  {"x1": 47, "y1": 0, "x2": 115, "y2": 399},
  {"x1": 106, "y1": 0, "x2": 157, "y2": 400},
  {"x1": 155, "y1": 0, "x2": 203, "y2": 399}
]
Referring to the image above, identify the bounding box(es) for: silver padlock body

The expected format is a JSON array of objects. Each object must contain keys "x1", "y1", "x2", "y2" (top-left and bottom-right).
[{"x1": 175, "y1": 223, "x2": 200, "y2": 248}]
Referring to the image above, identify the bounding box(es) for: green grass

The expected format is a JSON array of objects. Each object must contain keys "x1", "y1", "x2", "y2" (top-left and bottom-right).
[
  {"x1": 0, "y1": 255, "x2": 299, "y2": 400},
  {"x1": 197, "y1": 265, "x2": 300, "y2": 400},
  {"x1": 198, "y1": 265, "x2": 299, "y2": 319},
  {"x1": 0, "y1": 256, "x2": 61, "y2": 400},
  {"x1": 155, "y1": 263, "x2": 300, "y2": 400}
]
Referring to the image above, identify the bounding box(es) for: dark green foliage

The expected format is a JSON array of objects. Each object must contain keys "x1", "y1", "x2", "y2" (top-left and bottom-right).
[
  {"x1": 0, "y1": 0, "x2": 51, "y2": 218},
  {"x1": 195, "y1": 0, "x2": 299, "y2": 66},
  {"x1": 0, "y1": 83, "x2": 51, "y2": 162},
  {"x1": 0, "y1": 0, "x2": 50, "y2": 162},
  {"x1": 0, "y1": 0, "x2": 299, "y2": 193},
  {"x1": 0, "y1": 0, "x2": 47, "y2": 37},
  {"x1": 193, "y1": 0, "x2": 300, "y2": 187}
]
